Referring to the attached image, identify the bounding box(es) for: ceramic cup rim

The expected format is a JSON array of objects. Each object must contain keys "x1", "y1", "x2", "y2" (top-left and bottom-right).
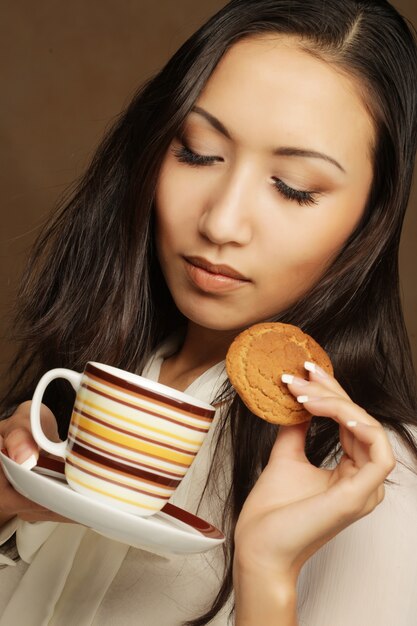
[{"x1": 85, "y1": 362, "x2": 216, "y2": 417}]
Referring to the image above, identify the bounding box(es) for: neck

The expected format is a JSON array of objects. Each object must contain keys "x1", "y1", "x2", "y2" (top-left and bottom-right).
[
  {"x1": 158, "y1": 323, "x2": 238, "y2": 391},
  {"x1": 181, "y1": 323, "x2": 238, "y2": 366}
]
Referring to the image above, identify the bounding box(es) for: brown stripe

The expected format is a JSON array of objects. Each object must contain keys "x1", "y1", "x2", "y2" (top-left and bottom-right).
[
  {"x1": 66, "y1": 457, "x2": 171, "y2": 500},
  {"x1": 162, "y1": 503, "x2": 225, "y2": 540},
  {"x1": 37, "y1": 454, "x2": 65, "y2": 475},
  {"x1": 86, "y1": 371, "x2": 214, "y2": 424},
  {"x1": 68, "y1": 436, "x2": 183, "y2": 479},
  {"x1": 69, "y1": 427, "x2": 189, "y2": 468},
  {"x1": 85, "y1": 363, "x2": 215, "y2": 419},
  {"x1": 35, "y1": 455, "x2": 64, "y2": 475},
  {"x1": 73, "y1": 407, "x2": 196, "y2": 457},
  {"x1": 35, "y1": 453, "x2": 224, "y2": 540},
  {"x1": 70, "y1": 441, "x2": 181, "y2": 488},
  {"x1": 81, "y1": 383, "x2": 210, "y2": 433}
]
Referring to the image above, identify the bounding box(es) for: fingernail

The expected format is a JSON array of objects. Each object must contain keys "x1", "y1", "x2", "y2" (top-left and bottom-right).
[
  {"x1": 282, "y1": 374, "x2": 309, "y2": 386},
  {"x1": 18, "y1": 454, "x2": 38, "y2": 470},
  {"x1": 346, "y1": 421, "x2": 373, "y2": 430},
  {"x1": 297, "y1": 395, "x2": 321, "y2": 403},
  {"x1": 304, "y1": 361, "x2": 328, "y2": 378},
  {"x1": 304, "y1": 361, "x2": 316, "y2": 373}
]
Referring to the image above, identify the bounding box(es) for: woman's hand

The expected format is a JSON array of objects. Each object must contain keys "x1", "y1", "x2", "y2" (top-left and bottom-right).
[
  {"x1": 233, "y1": 362, "x2": 396, "y2": 624},
  {"x1": 0, "y1": 402, "x2": 69, "y2": 524}
]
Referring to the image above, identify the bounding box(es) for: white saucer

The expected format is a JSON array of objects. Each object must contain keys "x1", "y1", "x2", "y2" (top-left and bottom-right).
[{"x1": 0, "y1": 451, "x2": 225, "y2": 555}]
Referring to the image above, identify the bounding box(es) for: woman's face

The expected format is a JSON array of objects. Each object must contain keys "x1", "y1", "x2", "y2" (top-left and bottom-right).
[{"x1": 155, "y1": 36, "x2": 374, "y2": 332}]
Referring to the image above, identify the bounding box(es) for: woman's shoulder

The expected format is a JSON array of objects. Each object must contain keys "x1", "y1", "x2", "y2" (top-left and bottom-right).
[{"x1": 386, "y1": 424, "x2": 417, "y2": 486}]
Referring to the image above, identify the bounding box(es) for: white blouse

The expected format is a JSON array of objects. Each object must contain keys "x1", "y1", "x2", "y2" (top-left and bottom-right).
[{"x1": 1, "y1": 339, "x2": 417, "y2": 626}]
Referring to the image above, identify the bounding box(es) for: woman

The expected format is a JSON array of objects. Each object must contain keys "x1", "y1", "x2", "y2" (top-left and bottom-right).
[{"x1": 1, "y1": 0, "x2": 416, "y2": 624}]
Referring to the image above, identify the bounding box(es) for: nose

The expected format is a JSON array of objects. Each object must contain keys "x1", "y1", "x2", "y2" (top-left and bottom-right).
[{"x1": 198, "y1": 169, "x2": 253, "y2": 246}]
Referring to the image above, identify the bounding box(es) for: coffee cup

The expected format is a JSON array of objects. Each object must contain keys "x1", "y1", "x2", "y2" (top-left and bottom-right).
[{"x1": 30, "y1": 362, "x2": 216, "y2": 516}]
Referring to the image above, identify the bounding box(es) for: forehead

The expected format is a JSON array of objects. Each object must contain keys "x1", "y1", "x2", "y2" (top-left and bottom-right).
[{"x1": 195, "y1": 35, "x2": 375, "y2": 166}]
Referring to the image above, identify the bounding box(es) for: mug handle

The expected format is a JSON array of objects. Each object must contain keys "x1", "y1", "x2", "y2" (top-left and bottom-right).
[{"x1": 30, "y1": 368, "x2": 83, "y2": 458}]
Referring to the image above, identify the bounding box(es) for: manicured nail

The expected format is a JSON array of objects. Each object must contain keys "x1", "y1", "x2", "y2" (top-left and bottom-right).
[
  {"x1": 282, "y1": 374, "x2": 309, "y2": 386},
  {"x1": 19, "y1": 454, "x2": 37, "y2": 470},
  {"x1": 346, "y1": 421, "x2": 373, "y2": 430},
  {"x1": 297, "y1": 395, "x2": 322, "y2": 403},
  {"x1": 304, "y1": 361, "x2": 316, "y2": 373},
  {"x1": 304, "y1": 361, "x2": 328, "y2": 378}
]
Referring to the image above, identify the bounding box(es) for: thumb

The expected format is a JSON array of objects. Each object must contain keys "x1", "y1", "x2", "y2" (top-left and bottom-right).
[{"x1": 269, "y1": 420, "x2": 311, "y2": 462}]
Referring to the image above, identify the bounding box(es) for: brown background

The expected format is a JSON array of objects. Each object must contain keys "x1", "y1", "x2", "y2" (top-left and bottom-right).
[{"x1": 1, "y1": 0, "x2": 416, "y2": 391}]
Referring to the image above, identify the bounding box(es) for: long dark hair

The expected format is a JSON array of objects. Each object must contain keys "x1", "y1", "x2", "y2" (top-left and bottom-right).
[{"x1": 2, "y1": 1, "x2": 417, "y2": 624}]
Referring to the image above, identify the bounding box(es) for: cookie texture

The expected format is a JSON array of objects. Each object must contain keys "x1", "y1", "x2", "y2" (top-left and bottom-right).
[{"x1": 226, "y1": 322, "x2": 333, "y2": 425}]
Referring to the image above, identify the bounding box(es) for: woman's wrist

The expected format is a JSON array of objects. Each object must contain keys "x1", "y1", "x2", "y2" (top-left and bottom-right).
[{"x1": 233, "y1": 554, "x2": 299, "y2": 626}]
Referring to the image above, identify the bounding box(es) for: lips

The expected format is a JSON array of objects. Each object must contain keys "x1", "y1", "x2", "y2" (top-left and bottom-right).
[
  {"x1": 184, "y1": 256, "x2": 250, "y2": 281},
  {"x1": 183, "y1": 256, "x2": 251, "y2": 294}
]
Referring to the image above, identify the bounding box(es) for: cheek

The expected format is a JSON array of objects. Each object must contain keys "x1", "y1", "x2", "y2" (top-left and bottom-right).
[
  {"x1": 155, "y1": 203, "x2": 193, "y2": 258},
  {"x1": 256, "y1": 244, "x2": 334, "y2": 314},
  {"x1": 292, "y1": 196, "x2": 365, "y2": 259},
  {"x1": 154, "y1": 189, "x2": 178, "y2": 253},
  {"x1": 155, "y1": 163, "x2": 199, "y2": 242},
  {"x1": 261, "y1": 205, "x2": 363, "y2": 289}
]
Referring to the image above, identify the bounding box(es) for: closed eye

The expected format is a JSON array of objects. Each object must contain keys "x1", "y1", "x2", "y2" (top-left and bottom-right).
[
  {"x1": 172, "y1": 141, "x2": 320, "y2": 207},
  {"x1": 271, "y1": 178, "x2": 319, "y2": 206},
  {"x1": 172, "y1": 143, "x2": 222, "y2": 166}
]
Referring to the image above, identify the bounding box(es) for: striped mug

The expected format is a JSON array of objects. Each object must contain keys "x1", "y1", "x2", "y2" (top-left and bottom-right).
[{"x1": 30, "y1": 362, "x2": 216, "y2": 516}]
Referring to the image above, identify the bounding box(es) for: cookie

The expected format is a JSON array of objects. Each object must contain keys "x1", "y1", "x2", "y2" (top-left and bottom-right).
[{"x1": 226, "y1": 322, "x2": 333, "y2": 425}]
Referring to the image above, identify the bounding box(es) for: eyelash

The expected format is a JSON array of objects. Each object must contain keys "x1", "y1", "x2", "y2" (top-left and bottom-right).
[{"x1": 172, "y1": 143, "x2": 319, "y2": 207}]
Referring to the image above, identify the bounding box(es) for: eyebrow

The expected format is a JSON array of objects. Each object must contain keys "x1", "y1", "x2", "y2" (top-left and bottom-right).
[{"x1": 191, "y1": 105, "x2": 346, "y2": 174}]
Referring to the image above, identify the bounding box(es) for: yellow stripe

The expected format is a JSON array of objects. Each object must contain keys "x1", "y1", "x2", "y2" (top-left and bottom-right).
[
  {"x1": 68, "y1": 427, "x2": 184, "y2": 476},
  {"x1": 77, "y1": 396, "x2": 204, "y2": 446},
  {"x1": 71, "y1": 413, "x2": 194, "y2": 465},
  {"x1": 66, "y1": 468, "x2": 158, "y2": 511}
]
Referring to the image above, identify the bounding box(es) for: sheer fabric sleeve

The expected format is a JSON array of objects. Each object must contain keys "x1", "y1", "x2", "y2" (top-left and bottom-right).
[
  {"x1": 0, "y1": 518, "x2": 19, "y2": 568},
  {"x1": 296, "y1": 428, "x2": 417, "y2": 626},
  {"x1": 0, "y1": 518, "x2": 59, "y2": 570}
]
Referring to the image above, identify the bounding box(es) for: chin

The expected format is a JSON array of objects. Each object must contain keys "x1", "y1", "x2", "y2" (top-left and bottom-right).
[
  {"x1": 173, "y1": 298, "x2": 272, "y2": 333},
  {"x1": 185, "y1": 312, "x2": 243, "y2": 332}
]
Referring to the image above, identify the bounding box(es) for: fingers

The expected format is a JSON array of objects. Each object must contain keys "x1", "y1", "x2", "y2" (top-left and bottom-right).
[
  {"x1": 0, "y1": 402, "x2": 59, "y2": 465},
  {"x1": 282, "y1": 365, "x2": 360, "y2": 462},
  {"x1": 1, "y1": 404, "x2": 40, "y2": 465},
  {"x1": 269, "y1": 362, "x2": 349, "y2": 465},
  {"x1": 0, "y1": 403, "x2": 66, "y2": 524},
  {"x1": 343, "y1": 419, "x2": 396, "y2": 491},
  {"x1": 300, "y1": 394, "x2": 394, "y2": 480},
  {"x1": 282, "y1": 362, "x2": 349, "y2": 403},
  {"x1": 3, "y1": 427, "x2": 38, "y2": 465},
  {"x1": 281, "y1": 363, "x2": 395, "y2": 501}
]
